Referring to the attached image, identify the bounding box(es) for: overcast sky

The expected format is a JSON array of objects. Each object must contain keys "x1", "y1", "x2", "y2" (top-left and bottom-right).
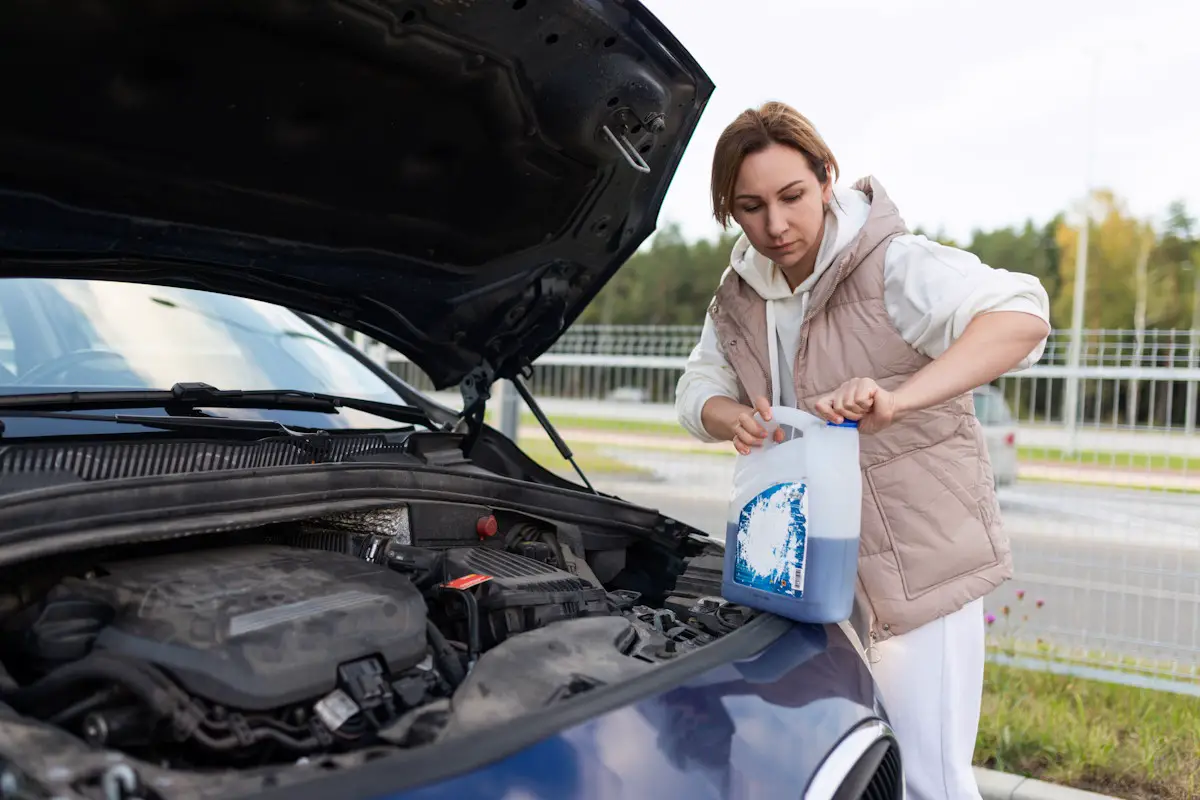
[{"x1": 641, "y1": 0, "x2": 1197, "y2": 244}]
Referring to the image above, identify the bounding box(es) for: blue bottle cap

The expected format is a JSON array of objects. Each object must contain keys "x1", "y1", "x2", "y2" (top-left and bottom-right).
[{"x1": 826, "y1": 420, "x2": 859, "y2": 428}]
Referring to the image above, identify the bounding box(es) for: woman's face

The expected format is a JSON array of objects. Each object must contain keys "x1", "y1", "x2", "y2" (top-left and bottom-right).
[{"x1": 730, "y1": 142, "x2": 833, "y2": 272}]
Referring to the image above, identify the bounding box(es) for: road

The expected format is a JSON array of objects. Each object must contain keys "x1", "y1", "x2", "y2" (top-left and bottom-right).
[{"x1": 588, "y1": 447, "x2": 1200, "y2": 676}]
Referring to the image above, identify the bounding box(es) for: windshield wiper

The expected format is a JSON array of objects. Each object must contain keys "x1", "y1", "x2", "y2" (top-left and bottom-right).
[
  {"x1": 0, "y1": 411, "x2": 316, "y2": 439},
  {"x1": 0, "y1": 382, "x2": 432, "y2": 428}
]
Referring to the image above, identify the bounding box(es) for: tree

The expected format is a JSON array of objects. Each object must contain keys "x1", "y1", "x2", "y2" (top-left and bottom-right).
[
  {"x1": 1052, "y1": 189, "x2": 1154, "y2": 330},
  {"x1": 579, "y1": 222, "x2": 739, "y2": 326},
  {"x1": 1150, "y1": 200, "x2": 1198, "y2": 330}
]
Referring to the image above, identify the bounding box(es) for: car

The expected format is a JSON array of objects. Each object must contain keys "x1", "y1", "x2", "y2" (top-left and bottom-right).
[
  {"x1": 973, "y1": 385, "x2": 1019, "y2": 487},
  {"x1": 605, "y1": 386, "x2": 651, "y2": 404},
  {"x1": 0, "y1": 3, "x2": 902, "y2": 800}
]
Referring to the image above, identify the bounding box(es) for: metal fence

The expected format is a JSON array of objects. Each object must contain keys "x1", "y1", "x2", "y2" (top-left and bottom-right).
[{"x1": 372, "y1": 325, "x2": 1200, "y2": 691}]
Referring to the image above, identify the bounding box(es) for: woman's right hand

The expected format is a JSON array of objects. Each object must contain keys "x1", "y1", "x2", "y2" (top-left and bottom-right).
[{"x1": 700, "y1": 395, "x2": 785, "y2": 455}]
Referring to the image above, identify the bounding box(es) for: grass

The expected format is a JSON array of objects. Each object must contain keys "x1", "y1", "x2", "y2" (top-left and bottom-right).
[
  {"x1": 1018, "y1": 446, "x2": 1200, "y2": 473},
  {"x1": 486, "y1": 410, "x2": 683, "y2": 438},
  {"x1": 1018, "y1": 475, "x2": 1200, "y2": 496},
  {"x1": 977, "y1": 663, "x2": 1200, "y2": 799}
]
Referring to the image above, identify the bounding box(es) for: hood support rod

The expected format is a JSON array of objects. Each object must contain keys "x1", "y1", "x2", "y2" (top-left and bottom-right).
[{"x1": 512, "y1": 375, "x2": 595, "y2": 494}]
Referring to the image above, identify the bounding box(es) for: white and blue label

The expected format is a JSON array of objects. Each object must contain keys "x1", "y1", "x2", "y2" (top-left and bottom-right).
[{"x1": 733, "y1": 482, "x2": 808, "y2": 598}]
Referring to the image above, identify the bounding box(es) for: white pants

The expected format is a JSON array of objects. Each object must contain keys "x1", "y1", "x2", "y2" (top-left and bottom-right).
[{"x1": 870, "y1": 598, "x2": 985, "y2": 800}]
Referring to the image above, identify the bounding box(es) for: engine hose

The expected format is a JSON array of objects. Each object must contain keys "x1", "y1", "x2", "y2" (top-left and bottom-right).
[
  {"x1": 47, "y1": 686, "x2": 123, "y2": 726},
  {"x1": 191, "y1": 723, "x2": 320, "y2": 752},
  {"x1": 425, "y1": 621, "x2": 466, "y2": 688},
  {"x1": 1, "y1": 654, "x2": 187, "y2": 720},
  {"x1": 438, "y1": 587, "x2": 480, "y2": 668}
]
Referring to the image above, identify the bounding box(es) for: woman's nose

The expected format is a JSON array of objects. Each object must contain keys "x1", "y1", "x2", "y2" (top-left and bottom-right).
[{"x1": 764, "y1": 205, "x2": 788, "y2": 238}]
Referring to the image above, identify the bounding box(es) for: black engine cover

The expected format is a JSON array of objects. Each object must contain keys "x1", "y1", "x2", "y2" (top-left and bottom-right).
[
  {"x1": 54, "y1": 545, "x2": 427, "y2": 710},
  {"x1": 440, "y1": 547, "x2": 609, "y2": 647}
]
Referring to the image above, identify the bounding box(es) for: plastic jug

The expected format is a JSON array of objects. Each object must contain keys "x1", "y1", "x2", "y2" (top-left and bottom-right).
[{"x1": 721, "y1": 406, "x2": 862, "y2": 624}]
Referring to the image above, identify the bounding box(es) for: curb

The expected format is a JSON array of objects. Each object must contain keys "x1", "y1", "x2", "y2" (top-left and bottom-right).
[{"x1": 976, "y1": 767, "x2": 1119, "y2": 800}]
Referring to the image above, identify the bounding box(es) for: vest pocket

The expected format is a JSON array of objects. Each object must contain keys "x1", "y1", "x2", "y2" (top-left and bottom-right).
[{"x1": 864, "y1": 445, "x2": 998, "y2": 599}]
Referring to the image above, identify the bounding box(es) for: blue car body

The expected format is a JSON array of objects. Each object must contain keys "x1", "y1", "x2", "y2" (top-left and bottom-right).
[
  {"x1": 0, "y1": 1, "x2": 903, "y2": 798},
  {"x1": 366, "y1": 625, "x2": 889, "y2": 800}
]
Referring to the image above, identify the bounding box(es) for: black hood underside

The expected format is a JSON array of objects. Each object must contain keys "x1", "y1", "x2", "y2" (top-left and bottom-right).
[{"x1": 0, "y1": 0, "x2": 712, "y2": 389}]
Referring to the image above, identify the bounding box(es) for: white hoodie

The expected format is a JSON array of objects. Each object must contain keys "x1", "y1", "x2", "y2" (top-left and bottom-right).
[{"x1": 674, "y1": 184, "x2": 1051, "y2": 442}]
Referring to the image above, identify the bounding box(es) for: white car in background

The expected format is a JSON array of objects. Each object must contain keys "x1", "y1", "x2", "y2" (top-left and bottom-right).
[{"x1": 974, "y1": 384, "x2": 1018, "y2": 487}]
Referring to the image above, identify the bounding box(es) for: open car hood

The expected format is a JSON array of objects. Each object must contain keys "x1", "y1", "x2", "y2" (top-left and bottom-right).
[{"x1": 0, "y1": 0, "x2": 712, "y2": 392}]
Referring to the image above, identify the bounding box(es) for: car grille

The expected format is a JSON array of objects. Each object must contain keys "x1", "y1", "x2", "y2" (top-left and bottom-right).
[
  {"x1": 804, "y1": 720, "x2": 903, "y2": 800},
  {"x1": 860, "y1": 738, "x2": 903, "y2": 799},
  {"x1": 0, "y1": 435, "x2": 406, "y2": 483}
]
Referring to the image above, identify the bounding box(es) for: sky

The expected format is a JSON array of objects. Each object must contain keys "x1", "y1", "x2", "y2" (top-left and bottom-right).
[{"x1": 640, "y1": 0, "x2": 1200, "y2": 245}]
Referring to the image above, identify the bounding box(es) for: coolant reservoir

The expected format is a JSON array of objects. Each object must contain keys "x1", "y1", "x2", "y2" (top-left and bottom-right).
[{"x1": 721, "y1": 406, "x2": 862, "y2": 624}]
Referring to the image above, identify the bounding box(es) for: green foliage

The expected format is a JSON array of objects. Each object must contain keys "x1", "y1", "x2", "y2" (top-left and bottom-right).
[
  {"x1": 977, "y1": 663, "x2": 1200, "y2": 799},
  {"x1": 578, "y1": 222, "x2": 740, "y2": 326},
  {"x1": 589, "y1": 194, "x2": 1198, "y2": 333}
]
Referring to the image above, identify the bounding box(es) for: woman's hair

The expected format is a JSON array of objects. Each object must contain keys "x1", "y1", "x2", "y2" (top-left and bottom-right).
[{"x1": 710, "y1": 101, "x2": 840, "y2": 229}]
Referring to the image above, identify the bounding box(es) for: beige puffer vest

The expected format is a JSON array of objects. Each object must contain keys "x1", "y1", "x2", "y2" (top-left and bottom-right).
[{"x1": 708, "y1": 176, "x2": 1011, "y2": 646}]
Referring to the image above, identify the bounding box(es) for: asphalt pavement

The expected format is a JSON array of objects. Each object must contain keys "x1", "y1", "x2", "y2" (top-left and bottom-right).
[{"x1": 590, "y1": 447, "x2": 1200, "y2": 675}]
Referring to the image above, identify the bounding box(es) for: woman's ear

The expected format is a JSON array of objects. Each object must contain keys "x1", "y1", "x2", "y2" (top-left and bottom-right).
[{"x1": 822, "y1": 165, "x2": 835, "y2": 204}]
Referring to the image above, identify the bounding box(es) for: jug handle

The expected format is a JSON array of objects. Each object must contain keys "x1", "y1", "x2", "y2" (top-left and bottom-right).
[{"x1": 757, "y1": 406, "x2": 856, "y2": 449}]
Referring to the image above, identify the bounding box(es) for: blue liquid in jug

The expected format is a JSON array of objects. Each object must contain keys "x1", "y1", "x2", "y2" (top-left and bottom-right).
[{"x1": 721, "y1": 483, "x2": 859, "y2": 624}]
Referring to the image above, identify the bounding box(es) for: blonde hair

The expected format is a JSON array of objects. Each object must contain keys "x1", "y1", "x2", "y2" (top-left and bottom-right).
[{"x1": 710, "y1": 101, "x2": 840, "y2": 229}]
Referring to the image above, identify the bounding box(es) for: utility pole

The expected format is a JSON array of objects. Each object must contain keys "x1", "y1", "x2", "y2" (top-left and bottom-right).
[
  {"x1": 1128, "y1": 226, "x2": 1153, "y2": 428},
  {"x1": 1063, "y1": 211, "x2": 1090, "y2": 452},
  {"x1": 1062, "y1": 54, "x2": 1100, "y2": 455},
  {"x1": 1187, "y1": 260, "x2": 1200, "y2": 437}
]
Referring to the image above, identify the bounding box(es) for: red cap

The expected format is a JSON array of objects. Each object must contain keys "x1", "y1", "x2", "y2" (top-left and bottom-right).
[{"x1": 476, "y1": 515, "x2": 498, "y2": 538}]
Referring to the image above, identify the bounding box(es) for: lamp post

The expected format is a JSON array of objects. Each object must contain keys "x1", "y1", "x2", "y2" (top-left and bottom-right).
[
  {"x1": 1187, "y1": 260, "x2": 1200, "y2": 437},
  {"x1": 1061, "y1": 53, "x2": 1101, "y2": 455}
]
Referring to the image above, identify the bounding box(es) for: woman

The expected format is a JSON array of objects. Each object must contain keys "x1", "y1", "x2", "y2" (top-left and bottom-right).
[{"x1": 675, "y1": 101, "x2": 1050, "y2": 800}]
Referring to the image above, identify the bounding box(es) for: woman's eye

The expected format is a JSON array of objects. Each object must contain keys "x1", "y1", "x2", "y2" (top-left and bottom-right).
[
  {"x1": 741, "y1": 204, "x2": 761, "y2": 213},
  {"x1": 783, "y1": 194, "x2": 801, "y2": 203}
]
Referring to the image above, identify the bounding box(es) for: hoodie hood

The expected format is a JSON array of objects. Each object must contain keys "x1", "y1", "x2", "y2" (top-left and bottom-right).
[
  {"x1": 728, "y1": 184, "x2": 872, "y2": 300},
  {"x1": 724, "y1": 182, "x2": 873, "y2": 408}
]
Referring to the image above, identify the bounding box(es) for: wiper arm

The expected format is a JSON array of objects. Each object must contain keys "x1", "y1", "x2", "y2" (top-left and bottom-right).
[
  {"x1": 0, "y1": 411, "x2": 313, "y2": 439},
  {"x1": 0, "y1": 382, "x2": 432, "y2": 428}
]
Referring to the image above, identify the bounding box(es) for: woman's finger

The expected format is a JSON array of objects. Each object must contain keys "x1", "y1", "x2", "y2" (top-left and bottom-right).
[
  {"x1": 736, "y1": 428, "x2": 764, "y2": 448},
  {"x1": 833, "y1": 391, "x2": 862, "y2": 420},
  {"x1": 855, "y1": 383, "x2": 877, "y2": 409},
  {"x1": 737, "y1": 411, "x2": 767, "y2": 439},
  {"x1": 815, "y1": 397, "x2": 840, "y2": 423},
  {"x1": 752, "y1": 395, "x2": 773, "y2": 422}
]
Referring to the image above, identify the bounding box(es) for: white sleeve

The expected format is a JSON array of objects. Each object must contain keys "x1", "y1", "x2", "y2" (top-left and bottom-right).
[
  {"x1": 674, "y1": 313, "x2": 742, "y2": 442},
  {"x1": 883, "y1": 234, "x2": 1051, "y2": 372}
]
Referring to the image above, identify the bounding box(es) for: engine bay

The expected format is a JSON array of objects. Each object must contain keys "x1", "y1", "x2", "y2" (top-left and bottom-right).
[{"x1": 0, "y1": 500, "x2": 751, "y2": 791}]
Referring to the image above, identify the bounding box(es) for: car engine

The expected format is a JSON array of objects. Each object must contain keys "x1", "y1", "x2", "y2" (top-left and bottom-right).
[{"x1": 0, "y1": 507, "x2": 752, "y2": 771}]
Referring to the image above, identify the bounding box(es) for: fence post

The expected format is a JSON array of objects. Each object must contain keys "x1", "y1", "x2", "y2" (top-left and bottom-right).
[
  {"x1": 1187, "y1": 329, "x2": 1198, "y2": 437},
  {"x1": 495, "y1": 379, "x2": 520, "y2": 441}
]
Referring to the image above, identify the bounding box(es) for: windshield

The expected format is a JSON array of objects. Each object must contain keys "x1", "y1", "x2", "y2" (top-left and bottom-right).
[{"x1": 0, "y1": 278, "x2": 413, "y2": 430}]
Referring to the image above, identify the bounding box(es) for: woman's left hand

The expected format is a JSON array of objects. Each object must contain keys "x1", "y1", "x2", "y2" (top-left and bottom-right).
[{"x1": 814, "y1": 377, "x2": 900, "y2": 435}]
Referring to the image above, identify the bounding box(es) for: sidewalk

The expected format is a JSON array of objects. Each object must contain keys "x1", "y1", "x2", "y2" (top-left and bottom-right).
[{"x1": 976, "y1": 767, "x2": 1118, "y2": 800}]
